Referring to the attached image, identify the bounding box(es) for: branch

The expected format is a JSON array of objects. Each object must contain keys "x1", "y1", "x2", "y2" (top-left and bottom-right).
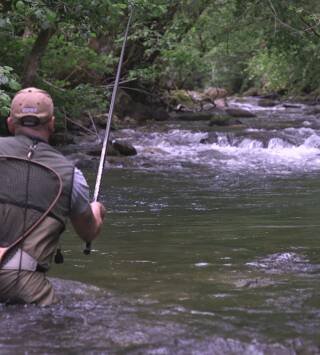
[
  {"x1": 22, "y1": 27, "x2": 56, "y2": 87},
  {"x1": 36, "y1": 75, "x2": 66, "y2": 91},
  {"x1": 299, "y1": 15, "x2": 320, "y2": 38},
  {"x1": 266, "y1": 0, "x2": 304, "y2": 36}
]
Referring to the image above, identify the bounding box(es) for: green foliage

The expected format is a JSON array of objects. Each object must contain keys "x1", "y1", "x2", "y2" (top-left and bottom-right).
[
  {"x1": 160, "y1": 46, "x2": 210, "y2": 89},
  {"x1": 247, "y1": 49, "x2": 294, "y2": 93},
  {"x1": 0, "y1": 66, "x2": 21, "y2": 117},
  {"x1": 41, "y1": 35, "x2": 116, "y2": 84},
  {"x1": 1, "y1": 0, "x2": 320, "y2": 126},
  {"x1": 47, "y1": 84, "x2": 107, "y2": 125},
  {"x1": 0, "y1": 90, "x2": 11, "y2": 117}
]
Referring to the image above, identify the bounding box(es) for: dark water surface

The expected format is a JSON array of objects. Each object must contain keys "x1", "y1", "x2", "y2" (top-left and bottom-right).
[
  {"x1": 2, "y1": 98, "x2": 320, "y2": 354},
  {"x1": 2, "y1": 168, "x2": 320, "y2": 354}
]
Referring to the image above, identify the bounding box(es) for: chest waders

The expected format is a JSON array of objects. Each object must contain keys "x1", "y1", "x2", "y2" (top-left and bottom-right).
[{"x1": 0, "y1": 143, "x2": 62, "y2": 270}]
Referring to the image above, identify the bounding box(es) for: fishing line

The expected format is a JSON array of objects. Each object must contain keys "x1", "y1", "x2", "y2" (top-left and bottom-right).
[{"x1": 84, "y1": 5, "x2": 134, "y2": 255}]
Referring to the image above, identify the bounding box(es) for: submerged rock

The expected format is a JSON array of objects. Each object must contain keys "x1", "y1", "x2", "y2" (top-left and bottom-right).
[
  {"x1": 246, "y1": 252, "x2": 319, "y2": 274},
  {"x1": 171, "y1": 112, "x2": 215, "y2": 121},
  {"x1": 209, "y1": 115, "x2": 232, "y2": 126},
  {"x1": 225, "y1": 108, "x2": 256, "y2": 118},
  {"x1": 209, "y1": 116, "x2": 242, "y2": 127},
  {"x1": 235, "y1": 278, "x2": 275, "y2": 288}
]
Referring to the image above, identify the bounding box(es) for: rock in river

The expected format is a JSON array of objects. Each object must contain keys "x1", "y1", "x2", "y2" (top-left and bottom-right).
[
  {"x1": 225, "y1": 108, "x2": 256, "y2": 118},
  {"x1": 112, "y1": 140, "x2": 137, "y2": 156}
]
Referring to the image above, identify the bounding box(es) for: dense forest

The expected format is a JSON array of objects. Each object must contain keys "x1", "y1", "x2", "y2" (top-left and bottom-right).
[{"x1": 0, "y1": 0, "x2": 320, "y2": 125}]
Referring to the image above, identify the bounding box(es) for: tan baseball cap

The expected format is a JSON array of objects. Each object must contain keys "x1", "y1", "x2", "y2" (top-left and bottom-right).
[{"x1": 10, "y1": 87, "x2": 54, "y2": 126}]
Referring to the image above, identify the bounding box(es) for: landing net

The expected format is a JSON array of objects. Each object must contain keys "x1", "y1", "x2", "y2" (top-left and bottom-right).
[{"x1": 0, "y1": 156, "x2": 62, "y2": 262}]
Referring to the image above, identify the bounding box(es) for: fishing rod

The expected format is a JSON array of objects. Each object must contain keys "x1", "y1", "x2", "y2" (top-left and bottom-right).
[{"x1": 83, "y1": 5, "x2": 134, "y2": 255}]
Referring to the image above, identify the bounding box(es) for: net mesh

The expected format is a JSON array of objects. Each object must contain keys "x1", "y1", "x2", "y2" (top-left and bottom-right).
[{"x1": 0, "y1": 156, "x2": 62, "y2": 251}]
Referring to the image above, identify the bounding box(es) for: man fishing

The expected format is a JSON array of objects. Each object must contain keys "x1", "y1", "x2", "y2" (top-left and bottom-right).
[{"x1": 0, "y1": 87, "x2": 106, "y2": 306}]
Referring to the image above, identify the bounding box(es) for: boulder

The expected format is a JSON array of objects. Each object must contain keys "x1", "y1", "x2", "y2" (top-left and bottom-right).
[
  {"x1": 282, "y1": 103, "x2": 302, "y2": 109},
  {"x1": 209, "y1": 115, "x2": 233, "y2": 126},
  {"x1": 92, "y1": 113, "x2": 108, "y2": 128},
  {"x1": 200, "y1": 132, "x2": 218, "y2": 144},
  {"x1": 85, "y1": 140, "x2": 137, "y2": 157},
  {"x1": 169, "y1": 88, "x2": 228, "y2": 112},
  {"x1": 214, "y1": 98, "x2": 228, "y2": 108},
  {"x1": 169, "y1": 90, "x2": 196, "y2": 109},
  {"x1": 260, "y1": 93, "x2": 280, "y2": 100},
  {"x1": 67, "y1": 152, "x2": 98, "y2": 169},
  {"x1": 203, "y1": 87, "x2": 228, "y2": 100},
  {"x1": 225, "y1": 108, "x2": 256, "y2": 118},
  {"x1": 115, "y1": 89, "x2": 134, "y2": 117},
  {"x1": 111, "y1": 140, "x2": 137, "y2": 156},
  {"x1": 258, "y1": 99, "x2": 278, "y2": 107},
  {"x1": 152, "y1": 107, "x2": 170, "y2": 121},
  {"x1": 242, "y1": 88, "x2": 260, "y2": 96}
]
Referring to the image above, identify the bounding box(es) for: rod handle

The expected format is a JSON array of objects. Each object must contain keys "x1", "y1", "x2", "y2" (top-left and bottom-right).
[{"x1": 83, "y1": 242, "x2": 91, "y2": 255}]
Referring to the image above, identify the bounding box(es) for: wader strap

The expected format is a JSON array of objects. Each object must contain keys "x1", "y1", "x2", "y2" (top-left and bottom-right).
[{"x1": 0, "y1": 249, "x2": 48, "y2": 273}]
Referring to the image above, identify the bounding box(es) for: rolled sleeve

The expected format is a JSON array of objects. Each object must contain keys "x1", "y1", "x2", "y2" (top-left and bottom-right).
[{"x1": 70, "y1": 168, "x2": 90, "y2": 216}]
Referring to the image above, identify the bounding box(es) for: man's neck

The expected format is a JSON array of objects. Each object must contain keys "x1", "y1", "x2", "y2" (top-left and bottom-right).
[
  {"x1": 15, "y1": 127, "x2": 50, "y2": 143},
  {"x1": 16, "y1": 132, "x2": 49, "y2": 144}
]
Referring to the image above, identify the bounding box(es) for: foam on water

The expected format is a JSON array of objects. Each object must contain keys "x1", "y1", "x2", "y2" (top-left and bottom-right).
[
  {"x1": 246, "y1": 252, "x2": 320, "y2": 274},
  {"x1": 123, "y1": 125, "x2": 320, "y2": 174}
]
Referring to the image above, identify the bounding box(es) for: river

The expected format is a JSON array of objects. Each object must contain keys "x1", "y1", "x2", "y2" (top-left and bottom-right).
[{"x1": 1, "y1": 98, "x2": 320, "y2": 354}]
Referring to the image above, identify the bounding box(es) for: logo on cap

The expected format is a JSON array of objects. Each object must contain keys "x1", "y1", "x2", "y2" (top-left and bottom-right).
[{"x1": 22, "y1": 107, "x2": 38, "y2": 114}]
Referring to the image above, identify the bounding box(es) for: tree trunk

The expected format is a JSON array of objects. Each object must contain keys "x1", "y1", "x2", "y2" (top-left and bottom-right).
[{"x1": 22, "y1": 27, "x2": 55, "y2": 87}]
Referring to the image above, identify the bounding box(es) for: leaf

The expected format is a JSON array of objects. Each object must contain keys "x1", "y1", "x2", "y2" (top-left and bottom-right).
[
  {"x1": 8, "y1": 79, "x2": 21, "y2": 91},
  {"x1": 15, "y1": 0, "x2": 25, "y2": 12},
  {"x1": 46, "y1": 9, "x2": 57, "y2": 23}
]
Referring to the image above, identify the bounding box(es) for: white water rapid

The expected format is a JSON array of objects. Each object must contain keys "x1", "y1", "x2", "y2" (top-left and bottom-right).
[{"x1": 114, "y1": 98, "x2": 320, "y2": 174}]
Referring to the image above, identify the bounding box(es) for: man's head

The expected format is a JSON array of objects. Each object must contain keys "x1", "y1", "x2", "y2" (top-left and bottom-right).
[{"x1": 7, "y1": 87, "x2": 55, "y2": 139}]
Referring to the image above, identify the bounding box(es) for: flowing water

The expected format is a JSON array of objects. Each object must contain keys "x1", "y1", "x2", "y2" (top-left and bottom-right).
[{"x1": 2, "y1": 98, "x2": 320, "y2": 354}]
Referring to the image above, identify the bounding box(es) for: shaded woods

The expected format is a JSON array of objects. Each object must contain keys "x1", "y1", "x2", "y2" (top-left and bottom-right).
[{"x1": 0, "y1": 0, "x2": 320, "y2": 127}]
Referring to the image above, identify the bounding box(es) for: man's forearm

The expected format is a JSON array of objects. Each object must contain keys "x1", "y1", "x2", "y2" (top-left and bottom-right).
[{"x1": 70, "y1": 203, "x2": 104, "y2": 242}]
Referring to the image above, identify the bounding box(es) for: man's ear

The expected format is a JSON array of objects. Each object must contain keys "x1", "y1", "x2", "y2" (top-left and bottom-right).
[
  {"x1": 6, "y1": 117, "x2": 15, "y2": 134},
  {"x1": 48, "y1": 116, "x2": 55, "y2": 133}
]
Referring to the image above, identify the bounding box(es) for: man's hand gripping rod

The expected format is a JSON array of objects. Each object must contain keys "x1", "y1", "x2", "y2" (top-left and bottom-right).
[{"x1": 83, "y1": 6, "x2": 134, "y2": 255}]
